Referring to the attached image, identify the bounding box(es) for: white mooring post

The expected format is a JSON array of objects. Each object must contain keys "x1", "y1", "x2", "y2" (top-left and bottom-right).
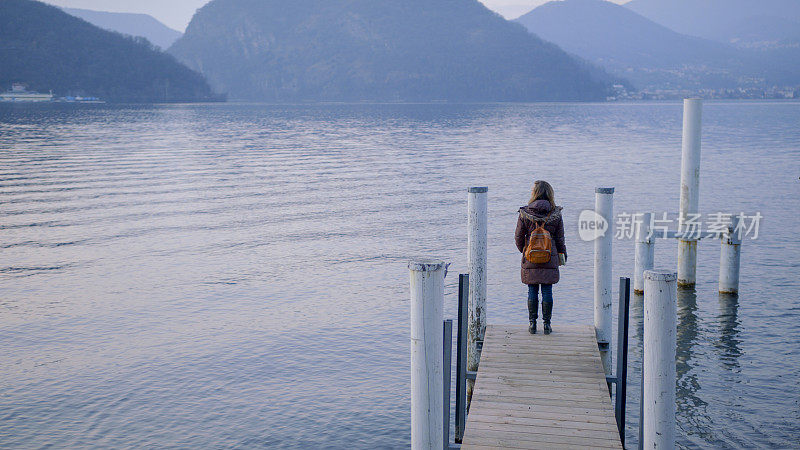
[
  {"x1": 409, "y1": 259, "x2": 445, "y2": 450},
  {"x1": 594, "y1": 187, "x2": 614, "y2": 376},
  {"x1": 634, "y1": 212, "x2": 655, "y2": 295},
  {"x1": 643, "y1": 269, "x2": 677, "y2": 450},
  {"x1": 467, "y1": 187, "x2": 487, "y2": 403},
  {"x1": 678, "y1": 98, "x2": 702, "y2": 287},
  {"x1": 719, "y1": 215, "x2": 742, "y2": 295}
]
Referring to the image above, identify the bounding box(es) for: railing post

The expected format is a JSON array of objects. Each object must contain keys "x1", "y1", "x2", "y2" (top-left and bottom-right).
[
  {"x1": 615, "y1": 277, "x2": 631, "y2": 446},
  {"x1": 678, "y1": 98, "x2": 702, "y2": 287},
  {"x1": 638, "y1": 359, "x2": 644, "y2": 450},
  {"x1": 633, "y1": 212, "x2": 654, "y2": 295},
  {"x1": 442, "y1": 320, "x2": 452, "y2": 450},
  {"x1": 409, "y1": 259, "x2": 446, "y2": 450},
  {"x1": 719, "y1": 215, "x2": 742, "y2": 295},
  {"x1": 594, "y1": 187, "x2": 615, "y2": 377},
  {"x1": 467, "y1": 187, "x2": 487, "y2": 405},
  {"x1": 454, "y1": 274, "x2": 469, "y2": 443},
  {"x1": 643, "y1": 269, "x2": 677, "y2": 450}
]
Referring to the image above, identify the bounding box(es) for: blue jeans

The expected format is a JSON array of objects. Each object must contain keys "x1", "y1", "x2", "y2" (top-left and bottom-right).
[{"x1": 527, "y1": 284, "x2": 553, "y2": 322}]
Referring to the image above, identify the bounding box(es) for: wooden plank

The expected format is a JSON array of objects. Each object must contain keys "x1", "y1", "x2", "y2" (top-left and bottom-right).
[
  {"x1": 492, "y1": 332, "x2": 597, "y2": 342},
  {"x1": 466, "y1": 443, "x2": 605, "y2": 450},
  {"x1": 474, "y1": 384, "x2": 606, "y2": 400},
  {"x1": 477, "y1": 371, "x2": 606, "y2": 384},
  {"x1": 477, "y1": 375, "x2": 608, "y2": 390},
  {"x1": 473, "y1": 390, "x2": 611, "y2": 405},
  {"x1": 488, "y1": 346, "x2": 599, "y2": 356},
  {"x1": 489, "y1": 342, "x2": 598, "y2": 351},
  {"x1": 492, "y1": 334, "x2": 596, "y2": 341},
  {"x1": 475, "y1": 367, "x2": 607, "y2": 382},
  {"x1": 476, "y1": 384, "x2": 610, "y2": 399},
  {"x1": 487, "y1": 346, "x2": 599, "y2": 355},
  {"x1": 463, "y1": 428, "x2": 621, "y2": 449},
  {"x1": 469, "y1": 399, "x2": 615, "y2": 418},
  {"x1": 464, "y1": 418, "x2": 621, "y2": 440},
  {"x1": 475, "y1": 363, "x2": 609, "y2": 378},
  {"x1": 487, "y1": 324, "x2": 591, "y2": 333},
  {"x1": 466, "y1": 413, "x2": 621, "y2": 433},
  {"x1": 461, "y1": 324, "x2": 622, "y2": 450},
  {"x1": 487, "y1": 350, "x2": 600, "y2": 359},
  {"x1": 476, "y1": 359, "x2": 604, "y2": 371},
  {"x1": 476, "y1": 355, "x2": 605, "y2": 369},
  {"x1": 465, "y1": 405, "x2": 618, "y2": 426}
]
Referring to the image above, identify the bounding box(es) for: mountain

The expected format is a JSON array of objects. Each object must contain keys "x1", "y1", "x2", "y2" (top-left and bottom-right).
[
  {"x1": 168, "y1": 0, "x2": 615, "y2": 102},
  {"x1": 624, "y1": 0, "x2": 800, "y2": 88},
  {"x1": 625, "y1": 0, "x2": 800, "y2": 47},
  {"x1": 0, "y1": 0, "x2": 220, "y2": 102},
  {"x1": 516, "y1": 0, "x2": 737, "y2": 68},
  {"x1": 516, "y1": 0, "x2": 743, "y2": 90},
  {"x1": 516, "y1": 0, "x2": 800, "y2": 93},
  {"x1": 63, "y1": 7, "x2": 183, "y2": 50},
  {"x1": 723, "y1": 15, "x2": 800, "y2": 50}
]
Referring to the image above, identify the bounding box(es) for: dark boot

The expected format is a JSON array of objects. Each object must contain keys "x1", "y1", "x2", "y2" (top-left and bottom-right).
[
  {"x1": 527, "y1": 296, "x2": 538, "y2": 334},
  {"x1": 542, "y1": 301, "x2": 553, "y2": 335}
]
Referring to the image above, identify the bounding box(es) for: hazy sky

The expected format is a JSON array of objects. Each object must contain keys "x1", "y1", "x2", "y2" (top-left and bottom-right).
[{"x1": 44, "y1": 0, "x2": 628, "y2": 31}]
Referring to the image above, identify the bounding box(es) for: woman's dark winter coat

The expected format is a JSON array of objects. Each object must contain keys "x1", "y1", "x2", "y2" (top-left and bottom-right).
[{"x1": 515, "y1": 199, "x2": 567, "y2": 285}]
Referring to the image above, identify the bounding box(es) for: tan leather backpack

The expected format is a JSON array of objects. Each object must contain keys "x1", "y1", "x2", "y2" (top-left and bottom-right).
[{"x1": 525, "y1": 221, "x2": 553, "y2": 264}]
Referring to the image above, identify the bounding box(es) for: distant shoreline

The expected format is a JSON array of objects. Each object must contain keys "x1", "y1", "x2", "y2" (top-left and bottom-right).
[{"x1": 3, "y1": 99, "x2": 797, "y2": 108}]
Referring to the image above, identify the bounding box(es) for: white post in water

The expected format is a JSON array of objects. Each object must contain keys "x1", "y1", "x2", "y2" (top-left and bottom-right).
[
  {"x1": 719, "y1": 215, "x2": 742, "y2": 295},
  {"x1": 594, "y1": 187, "x2": 614, "y2": 376},
  {"x1": 409, "y1": 259, "x2": 445, "y2": 450},
  {"x1": 678, "y1": 98, "x2": 702, "y2": 287},
  {"x1": 634, "y1": 212, "x2": 655, "y2": 295},
  {"x1": 643, "y1": 269, "x2": 677, "y2": 450},
  {"x1": 466, "y1": 187, "x2": 487, "y2": 403}
]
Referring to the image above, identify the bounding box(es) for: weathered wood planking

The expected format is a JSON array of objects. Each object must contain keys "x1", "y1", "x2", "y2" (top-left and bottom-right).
[{"x1": 461, "y1": 325, "x2": 623, "y2": 449}]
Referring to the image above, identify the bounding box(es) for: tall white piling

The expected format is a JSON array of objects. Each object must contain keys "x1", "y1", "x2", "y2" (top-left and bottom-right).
[
  {"x1": 678, "y1": 98, "x2": 702, "y2": 287},
  {"x1": 719, "y1": 215, "x2": 742, "y2": 295},
  {"x1": 643, "y1": 269, "x2": 677, "y2": 450},
  {"x1": 594, "y1": 187, "x2": 614, "y2": 376},
  {"x1": 466, "y1": 187, "x2": 487, "y2": 403},
  {"x1": 634, "y1": 212, "x2": 654, "y2": 295},
  {"x1": 409, "y1": 259, "x2": 445, "y2": 450}
]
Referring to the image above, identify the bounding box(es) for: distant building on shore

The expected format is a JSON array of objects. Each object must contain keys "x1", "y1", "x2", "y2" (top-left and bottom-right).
[{"x1": 0, "y1": 83, "x2": 54, "y2": 102}]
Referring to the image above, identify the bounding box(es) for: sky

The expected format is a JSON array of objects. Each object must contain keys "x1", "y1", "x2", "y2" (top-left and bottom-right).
[{"x1": 44, "y1": 0, "x2": 629, "y2": 32}]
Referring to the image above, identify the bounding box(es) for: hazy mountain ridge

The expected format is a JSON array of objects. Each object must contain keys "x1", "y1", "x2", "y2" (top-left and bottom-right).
[
  {"x1": 625, "y1": 0, "x2": 800, "y2": 48},
  {"x1": 0, "y1": 0, "x2": 219, "y2": 102},
  {"x1": 517, "y1": 0, "x2": 738, "y2": 68},
  {"x1": 169, "y1": 0, "x2": 616, "y2": 102},
  {"x1": 63, "y1": 7, "x2": 183, "y2": 50},
  {"x1": 517, "y1": 0, "x2": 800, "y2": 95}
]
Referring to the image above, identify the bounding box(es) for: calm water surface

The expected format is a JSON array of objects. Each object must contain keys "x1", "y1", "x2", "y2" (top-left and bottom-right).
[{"x1": 1, "y1": 102, "x2": 798, "y2": 448}]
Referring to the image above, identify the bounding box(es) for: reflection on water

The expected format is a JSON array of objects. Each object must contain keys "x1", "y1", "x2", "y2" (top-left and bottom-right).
[
  {"x1": 630, "y1": 289, "x2": 753, "y2": 448},
  {"x1": 675, "y1": 287, "x2": 714, "y2": 445},
  {"x1": 717, "y1": 293, "x2": 743, "y2": 370}
]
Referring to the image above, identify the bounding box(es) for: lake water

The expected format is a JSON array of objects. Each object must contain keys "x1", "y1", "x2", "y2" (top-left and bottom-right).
[{"x1": 1, "y1": 102, "x2": 798, "y2": 448}]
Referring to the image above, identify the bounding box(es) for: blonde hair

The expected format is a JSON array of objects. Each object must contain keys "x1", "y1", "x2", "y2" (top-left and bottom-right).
[{"x1": 529, "y1": 180, "x2": 555, "y2": 205}]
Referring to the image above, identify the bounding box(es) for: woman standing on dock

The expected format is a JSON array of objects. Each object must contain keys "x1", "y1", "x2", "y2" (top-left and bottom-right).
[{"x1": 515, "y1": 180, "x2": 566, "y2": 335}]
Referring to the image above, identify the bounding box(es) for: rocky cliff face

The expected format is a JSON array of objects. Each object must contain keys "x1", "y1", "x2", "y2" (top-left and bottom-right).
[{"x1": 169, "y1": 0, "x2": 614, "y2": 102}]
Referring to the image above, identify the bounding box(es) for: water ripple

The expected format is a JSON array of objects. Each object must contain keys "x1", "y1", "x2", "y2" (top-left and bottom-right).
[{"x1": 1, "y1": 102, "x2": 799, "y2": 448}]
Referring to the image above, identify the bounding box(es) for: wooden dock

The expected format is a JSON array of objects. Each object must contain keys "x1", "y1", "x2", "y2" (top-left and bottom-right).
[{"x1": 461, "y1": 324, "x2": 623, "y2": 449}]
